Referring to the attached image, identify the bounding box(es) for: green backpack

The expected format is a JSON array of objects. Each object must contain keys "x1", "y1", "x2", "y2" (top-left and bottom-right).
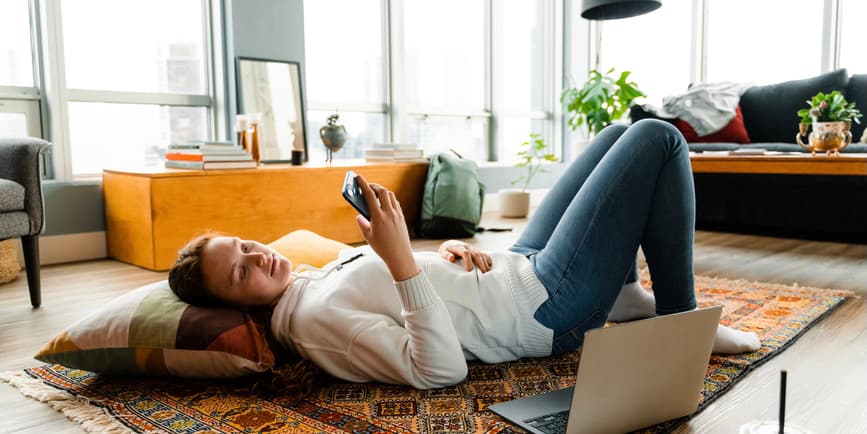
[{"x1": 417, "y1": 151, "x2": 486, "y2": 238}]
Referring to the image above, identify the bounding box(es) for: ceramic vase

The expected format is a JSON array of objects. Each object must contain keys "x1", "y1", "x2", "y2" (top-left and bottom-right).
[
  {"x1": 320, "y1": 123, "x2": 347, "y2": 163},
  {"x1": 797, "y1": 121, "x2": 852, "y2": 156}
]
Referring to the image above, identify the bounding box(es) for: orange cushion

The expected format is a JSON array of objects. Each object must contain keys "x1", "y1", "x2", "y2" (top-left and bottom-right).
[{"x1": 268, "y1": 230, "x2": 351, "y2": 270}]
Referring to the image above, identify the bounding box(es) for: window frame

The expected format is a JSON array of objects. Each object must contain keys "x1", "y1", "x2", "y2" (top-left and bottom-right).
[
  {"x1": 0, "y1": 0, "x2": 50, "y2": 176},
  {"x1": 13, "y1": 0, "x2": 857, "y2": 180}
]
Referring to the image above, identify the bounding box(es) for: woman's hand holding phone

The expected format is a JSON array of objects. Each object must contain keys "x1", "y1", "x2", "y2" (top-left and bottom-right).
[{"x1": 353, "y1": 174, "x2": 419, "y2": 282}]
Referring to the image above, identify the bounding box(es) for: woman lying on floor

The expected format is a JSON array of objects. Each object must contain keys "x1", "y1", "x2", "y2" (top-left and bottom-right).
[{"x1": 168, "y1": 119, "x2": 761, "y2": 394}]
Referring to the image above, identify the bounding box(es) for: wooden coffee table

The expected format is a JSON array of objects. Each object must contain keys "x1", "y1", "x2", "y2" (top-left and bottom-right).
[{"x1": 690, "y1": 153, "x2": 867, "y2": 176}]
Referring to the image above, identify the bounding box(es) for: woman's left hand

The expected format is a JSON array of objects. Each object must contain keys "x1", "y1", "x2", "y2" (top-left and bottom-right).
[{"x1": 437, "y1": 240, "x2": 493, "y2": 273}]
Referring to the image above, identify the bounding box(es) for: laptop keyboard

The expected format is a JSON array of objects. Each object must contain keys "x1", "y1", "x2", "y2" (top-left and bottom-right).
[{"x1": 525, "y1": 410, "x2": 569, "y2": 434}]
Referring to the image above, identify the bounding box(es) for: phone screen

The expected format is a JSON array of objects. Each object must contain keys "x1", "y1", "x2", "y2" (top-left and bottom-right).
[{"x1": 342, "y1": 170, "x2": 371, "y2": 220}]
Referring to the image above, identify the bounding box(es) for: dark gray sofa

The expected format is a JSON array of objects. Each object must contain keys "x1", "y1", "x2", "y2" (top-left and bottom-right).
[{"x1": 631, "y1": 69, "x2": 867, "y2": 242}]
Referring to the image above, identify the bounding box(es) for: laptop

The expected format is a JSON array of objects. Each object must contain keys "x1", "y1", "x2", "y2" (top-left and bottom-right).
[{"x1": 489, "y1": 306, "x2": 722, "y2": 434}]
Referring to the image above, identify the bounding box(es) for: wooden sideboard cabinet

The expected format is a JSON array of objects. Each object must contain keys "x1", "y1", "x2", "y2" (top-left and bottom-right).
[{"x1": 103, "y1": 161, "x2": 428, "y2": 271}]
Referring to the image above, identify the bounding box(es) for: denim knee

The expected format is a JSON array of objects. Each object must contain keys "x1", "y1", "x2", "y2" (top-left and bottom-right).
[
  {"x1": 631, "y1": 118, "x2": 679, "y2": 135},
  {"x1": 629, "y1": 119, "x2": 688, "y2": 156},
  {"x1": 547, "y1": 310, "x2": 609, "y2": 355},
  {"x1": 602, "y1": 123, "x2": 629, "y2": 136}
]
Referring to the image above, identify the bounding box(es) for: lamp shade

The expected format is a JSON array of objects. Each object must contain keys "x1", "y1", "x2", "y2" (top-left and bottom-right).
[{"x1": 581, "y1": 0, "x2": 661, "y2": 20}]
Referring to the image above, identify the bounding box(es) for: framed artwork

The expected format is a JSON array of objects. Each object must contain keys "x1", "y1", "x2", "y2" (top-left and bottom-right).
[{"x1": 236, "y1": 57, "x2": 308, "y2": 163}]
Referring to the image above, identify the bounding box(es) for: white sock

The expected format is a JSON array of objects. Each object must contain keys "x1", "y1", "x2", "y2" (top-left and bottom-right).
[
  {"x1": 607, "y1": 280, "x2": 656, "y2": 322},
  {"x1": 609, "y1": 282, "x2": 761, "y2": 354},
  {"x1": 713, "y1": 324, "x2": 761, "y2": 354}
]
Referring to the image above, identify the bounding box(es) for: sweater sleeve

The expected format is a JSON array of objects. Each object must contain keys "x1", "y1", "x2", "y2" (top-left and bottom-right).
[{"x1": 347, "y1": 271, "x2": 468, "y2": 389}]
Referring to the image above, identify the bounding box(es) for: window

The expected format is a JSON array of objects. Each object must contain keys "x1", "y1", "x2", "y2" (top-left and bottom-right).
[
  {"x1": 705, "y1": 0, "x2": 823, "y2": 84},
  {"x1": 303, "y1": 0, "x2": 557, "y2": 162},
  {"x1": 63, "y1": 1, "x2": 206, "y2": 94},
  {"x1": 597, "y1": 1, "x2": 692, "y2": 104},
  {"x1": 404, "y1": 0, "x2": 486, "y2": 112},
  {"x1": 0, "y1": 112, "x2": 28, "y2": 137},
  {"x1": 58, "y1": 0, "x2": 212, "y2": 177},
  {"x1": 303, "y1": 0, "x2": 386, "y2": 163},
  {"x1": 305, "y1": 110, "x2": 386, "y2": 160},
  {"x1": 0, "y1": 0, "x2": 34, "y2": 87},
  {"x1": 0, "y1": 0, "x2": 42, "y2": 141},
  {"x1": 408, "y1": 115, "x2": 488, "y2": 160},
  {"x1": 496, "y1": 0, "x2": 553, "y2": 161},
  {"x1": 0, "y1": 100, "x2": 41, "y2": 138},
  {"x1": 838, "y1": 0, "x2": 867, "y2": 73},
  {"x1": 67, "y1": 103, "x2": 206, "y2": 174},
  {"x1": 404, "y1": 0, "x2": 488, "y2": 159}
]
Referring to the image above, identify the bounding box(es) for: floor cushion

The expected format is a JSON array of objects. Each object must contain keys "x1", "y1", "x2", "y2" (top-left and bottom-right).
[{"x1": 34, "y1": 230, "x2": 349, "y2": 378}]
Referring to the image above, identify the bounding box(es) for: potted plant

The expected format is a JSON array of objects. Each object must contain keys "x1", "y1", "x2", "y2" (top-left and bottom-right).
[
  {"x1": 796, "y1": 91, "x2": 862, "y2": 156},
  {"x1": 500, "y1": 134, "x2": 557, "y2": 218},
  {"x1": 561, "y1": 68, "x2": 645, "y2": 137}
]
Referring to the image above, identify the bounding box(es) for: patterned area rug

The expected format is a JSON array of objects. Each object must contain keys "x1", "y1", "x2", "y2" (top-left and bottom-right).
[{"x1": 1, "y1": 276, "x2": 853, "y2": 434}]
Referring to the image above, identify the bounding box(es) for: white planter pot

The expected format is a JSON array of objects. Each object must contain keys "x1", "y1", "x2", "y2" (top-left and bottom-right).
[
  {"x1": 573, "y1": 138, "x2": 592, "y2": 155},
  {"x1": 499, "y1": 189, "x2": 531, "y2": 218}
]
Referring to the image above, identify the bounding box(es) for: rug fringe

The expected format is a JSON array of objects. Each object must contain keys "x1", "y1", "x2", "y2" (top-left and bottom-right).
[{"x1": 0, "y1": 370, "x2": 133, "y2": 434}]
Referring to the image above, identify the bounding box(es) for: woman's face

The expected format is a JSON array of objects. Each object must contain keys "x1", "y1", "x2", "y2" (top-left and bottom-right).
[{"x1": 199, "y1": 236, "x2": 293, "y2": 307}]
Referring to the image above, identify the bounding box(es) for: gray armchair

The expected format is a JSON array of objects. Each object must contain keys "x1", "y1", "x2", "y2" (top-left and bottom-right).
[{"x1": 0, "y1": 138, "x2": 51, "y2": 307}]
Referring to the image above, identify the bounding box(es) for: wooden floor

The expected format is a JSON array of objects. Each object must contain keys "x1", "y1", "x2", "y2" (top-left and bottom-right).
[{"x1": 1, "y1": 213, "x2": 866, "y2": 433}]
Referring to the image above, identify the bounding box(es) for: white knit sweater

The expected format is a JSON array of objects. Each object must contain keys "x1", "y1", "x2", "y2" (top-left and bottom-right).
[{"x1": 270, "y1": 247, "x2": 552, "y2": 389}]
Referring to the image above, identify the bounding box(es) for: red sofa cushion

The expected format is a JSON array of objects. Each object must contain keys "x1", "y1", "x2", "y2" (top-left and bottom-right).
[{"x1": 674, "y1": 105, "x2": 751, "y2": 144}]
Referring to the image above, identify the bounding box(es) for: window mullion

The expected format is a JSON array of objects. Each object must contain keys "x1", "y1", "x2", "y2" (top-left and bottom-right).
[
  {"x1": 204, "y1": 0, "x2": 227, "y2": 142},
  {"x1": 308, "y1": 102, "x2": 387, "y2": 113},
  {"x1": 40, "y1": 0, "x2": 72, "y2": 182},
  {"x1": 382, "y1": 0, "x2": 394, "y2": 144},
  {"x1": 30, "y1": 0, "x2": 52, "y2": 175},
  {"x1": 690, "y1": 0, "x2": 706, "y2": 84},
  {"x1": 66, "y1": 89, "x2": 211, "y2": 107},
  {"x1": 406, "y1": 109, "x2": 491, "y2": 118},
  {"x1": 388, "y1": 0, "x2": 406, "y2": 144},
  {"x1": 29, "y1": 0, "x2": 44, "y2": 98},
  {"x1": 406, "y1": 112, "x2": 492, "y2": 120},
  {"x1": 500, "y1": 109, "x2": 549, "y2": 119},
  {"x1": 550, "y1": 0, "x2": 562, "y2": 160},
  {"x1": 832, "y1": 0, "x2": 842, "y2": 72},
  {"x1": 820, "y1": 0, "x2": 837, "y2": 73},
  {"x1": 0, "y1": 86, "x2": 40, "y2": 100},
  {"x1": 486, "y1": 0, "x2": 495, "y2": 161}
]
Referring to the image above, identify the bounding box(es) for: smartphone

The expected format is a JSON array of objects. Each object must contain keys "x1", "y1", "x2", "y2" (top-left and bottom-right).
[{"x1": 342, "y1": 170, "x2": 371, "y2": 221}]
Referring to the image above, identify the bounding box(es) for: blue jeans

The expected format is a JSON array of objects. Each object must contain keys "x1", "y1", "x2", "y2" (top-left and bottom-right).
[{"x1": 509, "y1": 119, "x2": 697, "y2": 354}]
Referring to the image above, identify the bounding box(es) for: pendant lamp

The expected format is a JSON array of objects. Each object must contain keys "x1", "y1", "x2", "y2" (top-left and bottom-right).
[{"x1": 581, "y1": 0, "x2": 661, "y2": 20}]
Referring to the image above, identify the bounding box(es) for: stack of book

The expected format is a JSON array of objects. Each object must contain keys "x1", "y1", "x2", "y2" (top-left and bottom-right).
[
  {"x1": 165, "y1": 140, "x2": 257, "y2": 170},
  {"x1": 363, "y1": 144, "x2": 426, "y2": 163}
]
